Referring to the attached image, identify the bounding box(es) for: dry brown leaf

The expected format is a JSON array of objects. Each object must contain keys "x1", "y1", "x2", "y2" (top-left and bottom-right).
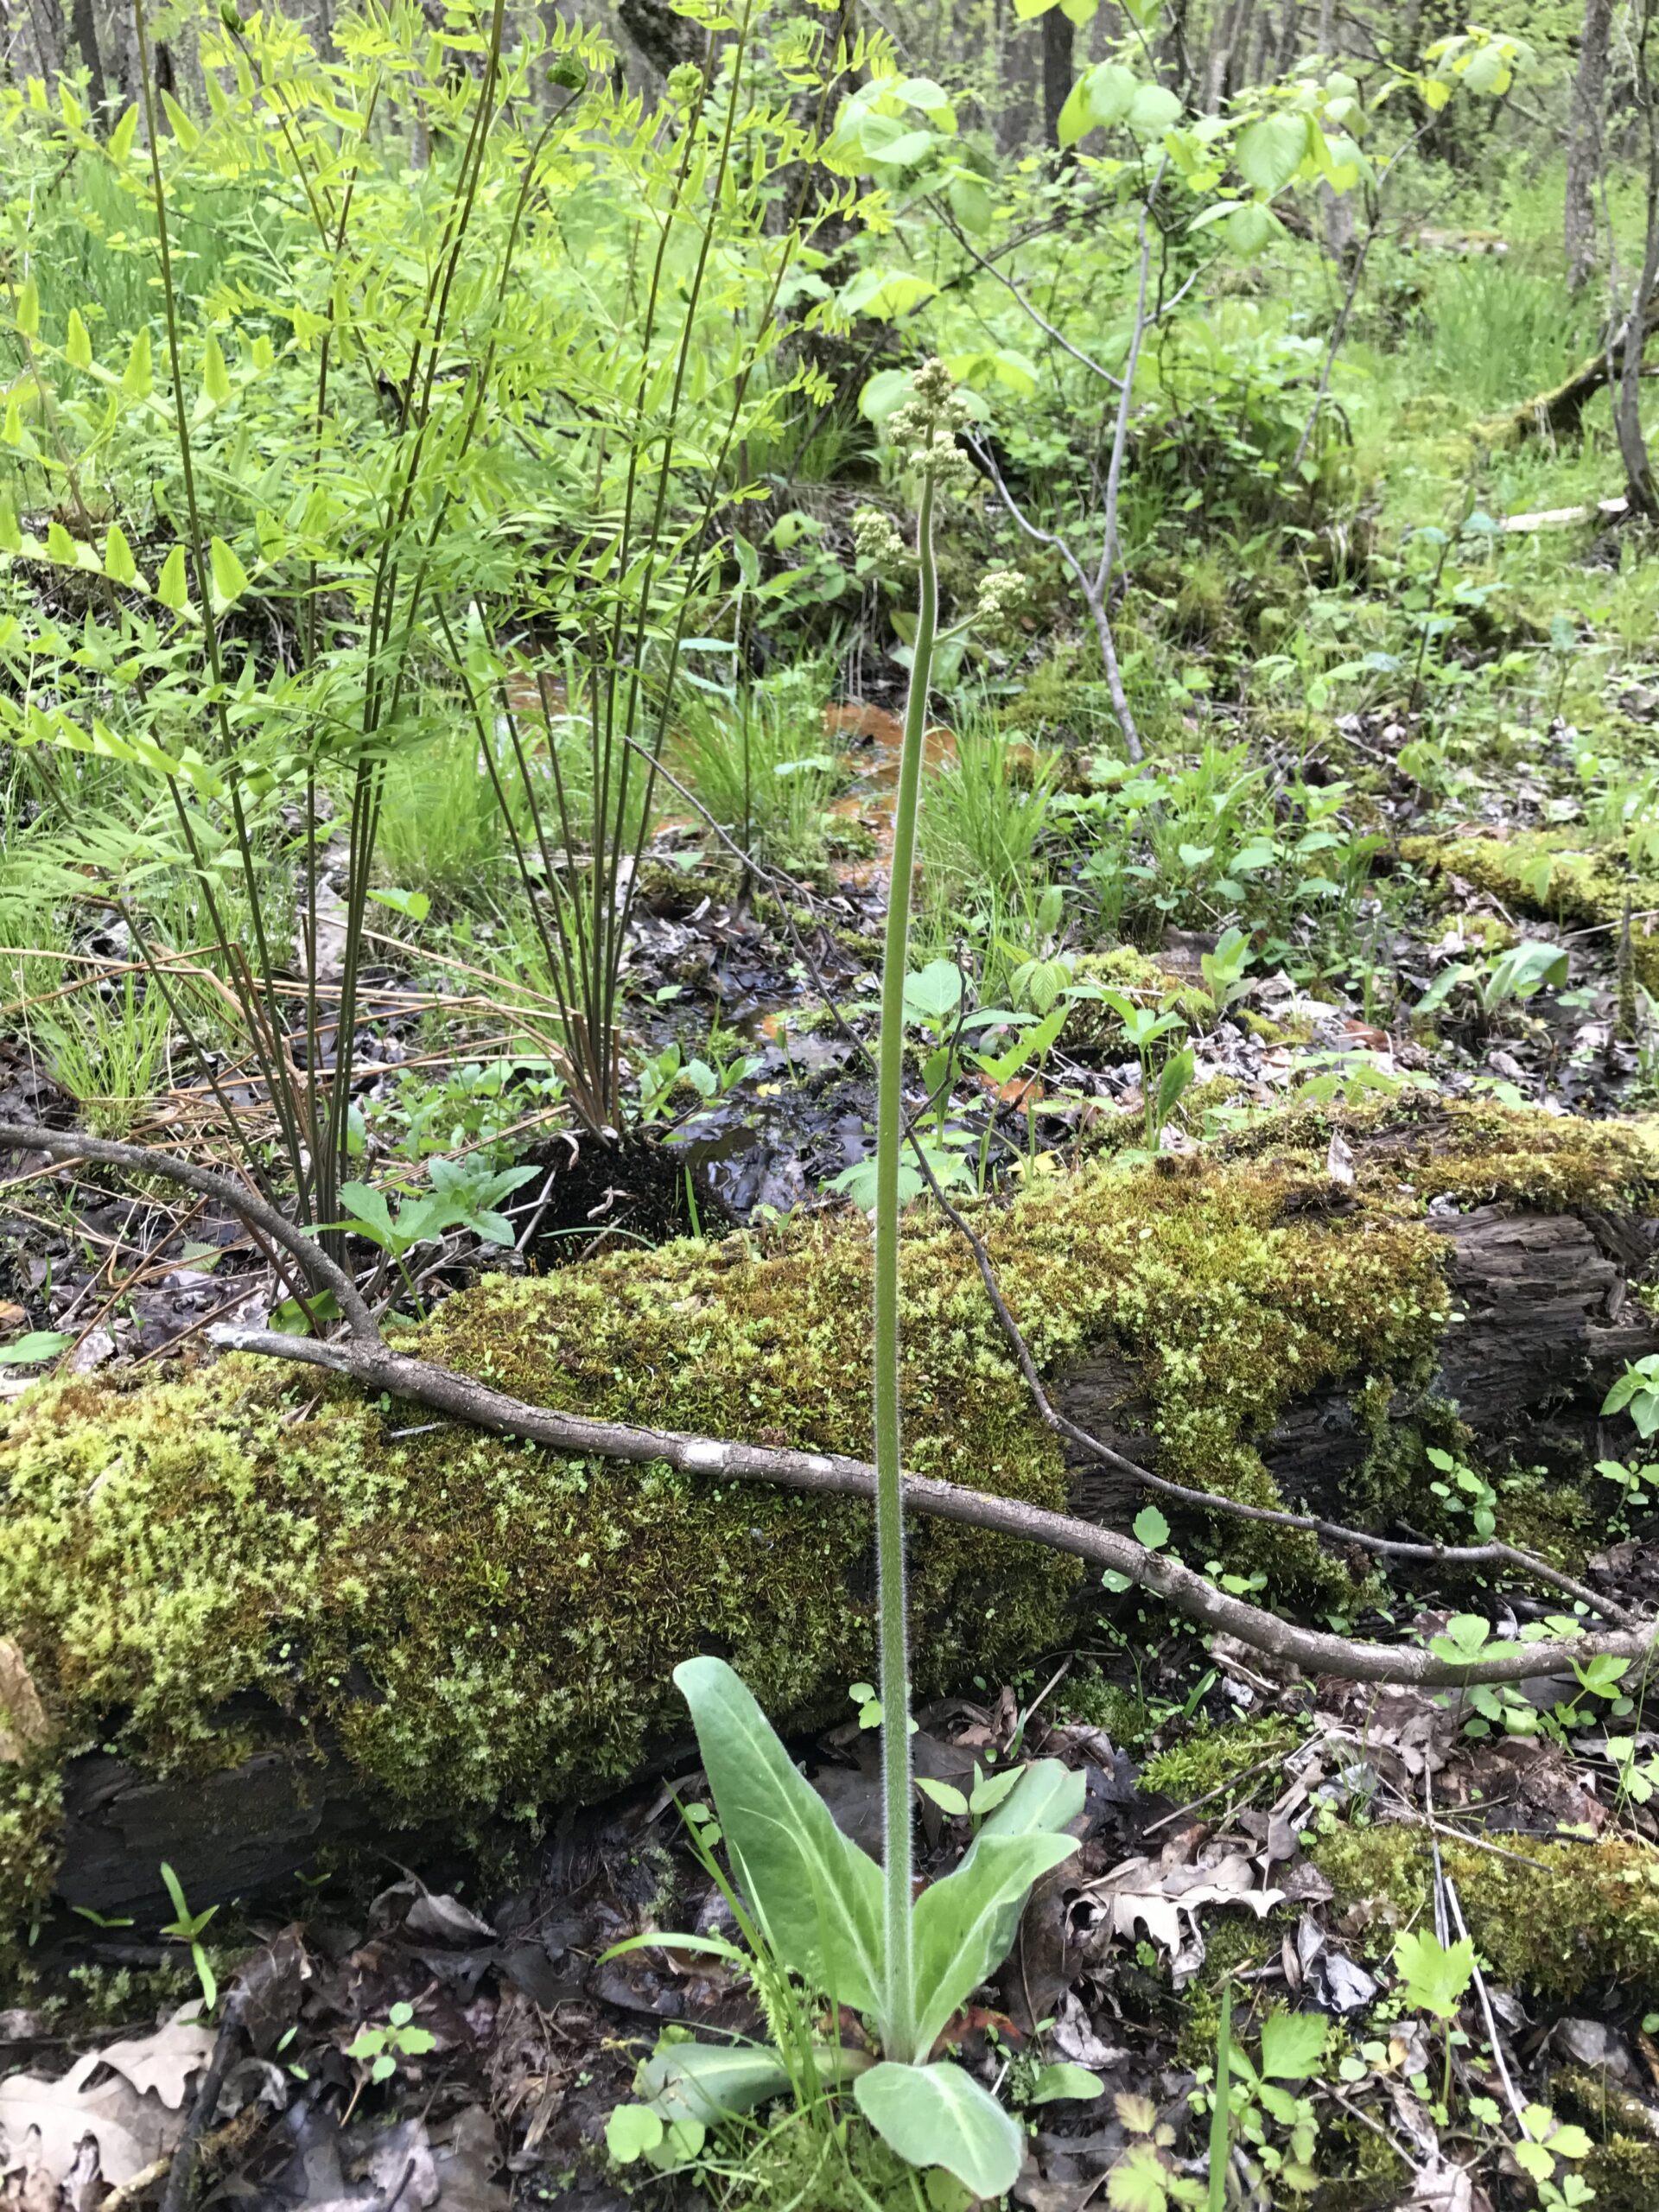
[
  {"x1": 1087, "y1": 1852, "x2": 1285, "y2": 1960},
  {"x1": 1403, "y1": 2154, "x2": 1478, "y2": 2211},
  {"x1": 0, "y1": 2066, "x2": 169, "y2": 2191},
  {"x1": 96, "y1": 2013, "x2": 214, "y2": 2110},
  {"x1": 0, "y1": 1643, "x2": 48, "y2": 1764},
  {"x1": 0, "y1": 2009, "x2": 211, "y2": 2196}
]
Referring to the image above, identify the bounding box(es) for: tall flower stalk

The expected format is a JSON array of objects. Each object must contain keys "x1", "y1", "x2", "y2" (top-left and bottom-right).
[
  {"x1": 663, "y1": 362, "x2": 1079, "y2": 2205},
  {"x1": 868, "y1": 361, "x2": 975, "y2": 2063}
]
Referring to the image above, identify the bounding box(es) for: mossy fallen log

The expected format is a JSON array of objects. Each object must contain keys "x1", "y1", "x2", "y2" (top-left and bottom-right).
[
  {"x1": 1402, "y1": 830, "x2": 1659, "y2": 992},
  {"x1": 2, "y1": 1102, "x2": 1656, "y2": 1962},
  {"x1": 1473, "y1": 302, "x2": 1657, "y2": 451}
]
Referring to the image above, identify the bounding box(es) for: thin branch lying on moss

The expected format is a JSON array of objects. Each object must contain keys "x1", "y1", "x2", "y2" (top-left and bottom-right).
[
  {"x1": 900, "y1": 1151, "x2": 1637, "y2": 1629},
  {"x1": 194, "y1": 1323, "x2": 1656, "y2": 1688},
  {"x1": 1, "y1": 1116, "x2": 1646, "y2": 1684}
]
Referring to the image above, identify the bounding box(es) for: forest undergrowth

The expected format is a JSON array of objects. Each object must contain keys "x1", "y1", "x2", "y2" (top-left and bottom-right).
[{"x1": 7, "y1": 3, "x2": 1659, "y2": 2208}]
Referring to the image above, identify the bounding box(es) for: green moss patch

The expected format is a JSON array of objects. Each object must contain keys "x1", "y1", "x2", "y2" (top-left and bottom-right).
[
  {"x1": 1402, "y1": 830, "x2": 1659, "y2": 992},
  {"x1": 1140, "y1": 1716, "x2": 1298, "y2": 1804},
  {"x1": 1313, "y1": 1826, "x2": 1659, "y2": 2006}
]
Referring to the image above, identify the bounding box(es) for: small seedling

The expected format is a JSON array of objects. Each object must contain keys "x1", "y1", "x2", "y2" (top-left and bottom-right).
[
  {"x1": 1604, "y1": 1354, "x2": 1659, "y2": 1441},
  {"x1": 1392, "y1": 1927, "x2": 1474, "y2": 2111},
  {"x1": 159, "y1": 1862, "x2": 219, "y2": 2012},
  {"x1": 346, "y1": 2000, "x2": 437, "y2": 2083}
]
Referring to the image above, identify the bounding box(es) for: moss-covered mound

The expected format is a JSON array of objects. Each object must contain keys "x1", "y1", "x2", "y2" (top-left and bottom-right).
[
  {"x1": 1, "y1": 1101, "x2": 1652, "y2": 1959},
  {"x1": 1402, "y1": 830, "x2": 1659, "y2": 991},
  {"x1": 1313, "y1": 1825, "x2": 1659, "y2": 2008}
]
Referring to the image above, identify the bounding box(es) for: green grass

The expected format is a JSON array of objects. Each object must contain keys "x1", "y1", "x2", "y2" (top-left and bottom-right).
[
  {"x1": 917, "y1": 714, "x2": 1062, "y2": 965},
  {"x1": 376, "y1": 721, "x2": 510, "y2": 912},
  {"x1": 25, "y1": 969, "x2": 175, "y2": 1138},
  {"x1": 674, "y1": 659, "x2": 843, "y2": 874}
]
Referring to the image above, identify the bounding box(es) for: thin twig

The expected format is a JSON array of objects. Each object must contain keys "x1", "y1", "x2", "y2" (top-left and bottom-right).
[
  {"x1": 158, "y1": 1992, "x2": 245, "y2": 2212},
  {"x1": 0, "y1": 1124, "x2": 376, "y2": 1341}
]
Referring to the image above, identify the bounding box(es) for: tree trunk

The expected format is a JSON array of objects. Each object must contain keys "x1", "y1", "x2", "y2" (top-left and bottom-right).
[
  {"x1": 68, "y1": 0, "x2": 109, "y2": 116},
  {"x1": 1041, "y1": 3, "x2": 1073, "y2": 152},
  {"x1": 1567, "y1": 0, "x2": 1615, "y2": 294},
  {"x1": 1203, "y1": 0, "x2": 1252, "y2": 113},
  {"x1": 1618, "y1": 0, "x2": 1659, "y2": 516},
  {"x1": 617, "y1": 0, "x2": 703, "y2": 82}
]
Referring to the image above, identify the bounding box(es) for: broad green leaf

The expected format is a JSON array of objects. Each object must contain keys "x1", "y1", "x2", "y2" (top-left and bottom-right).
[
  {"x1": 605, "y1": 2105, "x2": 663, "y2": 2164},
  {"x1": 65, "y1": 308, "x2": 92, "y2": 371},
  {"x1": 156, "y1": 545, "x2": 189, "y2": 610},
  {"x1": 203, "y1": 334, "x2": 232, "y2": 405},
  {"x1": 1108, "y1": 2139, "x2": 1179, "y2": 2210},
  {"x1": 1079, "y1": 62, "x2": 1140, "y2": 132},
  {"x1": 912, "y1": 1829, "x2": 1077, "y2": 2050},
  {"x1": 840, "y1": 266, "x2": 938, "y2": 319},
  {"x1": 1259, "y1": 2008, "x2": 1328, "y2": 2081},
  {"x1": 102, "y1": 523, "x2": 137, "y2": 588},
  {"x1": 161, "y1": 89, "x2": 199, "y2": 148},
  {"x1": 672, "y1": 1656, "x2": 885, "y2": 2016},
  {"x1": 208, "y1": 536, "x2": 249, "y2": 609},
  {"x1": 1235, "y1": 111, "x2": 1308, "y2": 194},
  {"x1": 15, "y1": 276, "x2": 38, "y2": 340},
  {"x1": 108, "y1": 104, "x2": 138, "y2": 163},
  {"x1": 860, "y1": 368, "x2": 911, "y2": 423},
  {"x1": 337, "y1": 1180, "x2": 398, "y2": 1249},
  {"x1": 1392, "y1": 1929, "x2": 1474, "y2": 2021},
  {"x1": 1134, "y1": 1504, "x2": 1169, "y2": 1550},
  {"x1": 946, "y1": 173, "x2": 992, "y2": 233},
  {"x1": 976, "y1": 1757, "x2": 1084, "y2": 1840},
  {"x1": 365, "y1": 886, "x2": 430, "y2": 923},
  {"x1": 45, "y1": 519, "x2": 76, "y2": 564},
  {"x1": 855, "y1": 2061, "x2": 1022, "y2": 2198},
  {"x1": 1127, "y1": 82, "x2": 1182, "y2": 137},
  {"x1": 0, "y1": 1330, "x2": 73, "y2": 1364},
  {"x1": 122, "y1": 327, "x2": 153, "y2": 401},
  {"x1": 0, "y1": 497, "x2": 18, "y2": 552},
  {"x1": 1028, "y1": 2062, "x2": 1103, "y2": 2104},
  {"x1": 862, "y1": 127, "x2": 937, "y2": 168},
  {"x1": 904, "y1": 958, "x2": 965, "y2": 1026},
  {"x1": 1224, "y1": 201, "x2": 1281, "y2": 253},
  {"x1": 637, "y1": 2041, "x2": 793, "y2": 2124},
  {"x1": 1057, "y1": 74, "x2": 1100, "y2": 147}
]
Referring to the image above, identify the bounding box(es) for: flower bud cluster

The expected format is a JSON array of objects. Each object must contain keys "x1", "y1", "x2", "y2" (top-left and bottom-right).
[
  {"x1": 975, "y1": 567, "x2": 1026, "y2": 624},
  {"x1": 852, "y1": 505, "x2": 908, "y2": 567},
  {"x1": 886, "y1": 358, "x2": 975, "y2": 486},
  {"x1": 666, "y1": 63, "x2": 705, "y2": 105}
]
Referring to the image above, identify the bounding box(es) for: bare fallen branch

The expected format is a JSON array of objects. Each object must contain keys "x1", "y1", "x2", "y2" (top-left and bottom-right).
[
  {"x1": 0, "y1": 1122, "x2": 378, "y2": 1340},
  {"x1": 201, "y1": 1323, "x2": 1656, "y2": 1691}
]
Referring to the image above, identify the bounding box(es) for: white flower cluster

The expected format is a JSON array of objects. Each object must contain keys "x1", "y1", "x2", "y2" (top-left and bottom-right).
[{"x1": 976, "y1": 567, "x2": 1026, "y2": 624}]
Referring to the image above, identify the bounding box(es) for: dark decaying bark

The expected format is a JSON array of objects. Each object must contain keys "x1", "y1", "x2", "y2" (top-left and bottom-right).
[{"x1": 1060, "y1": 1204, "x2": 1659, "y2": 1519}]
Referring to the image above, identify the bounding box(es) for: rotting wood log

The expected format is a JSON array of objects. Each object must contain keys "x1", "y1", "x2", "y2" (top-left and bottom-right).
[
  {"x1": 1475, "y1": 312, "x2": 1659, "y2": 450},
  {"x1": 32, "y1": 1202, "x2": 1659, "y2": 1918},
  {"x1": 1059, "y1": 1203, "x2": 1659, "y2": 1522}
]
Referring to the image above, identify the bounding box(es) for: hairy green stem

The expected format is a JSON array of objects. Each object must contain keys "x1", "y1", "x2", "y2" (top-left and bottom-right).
[{"x1": 873, "y1": 466, "x2": 938, "y2": 2066}]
